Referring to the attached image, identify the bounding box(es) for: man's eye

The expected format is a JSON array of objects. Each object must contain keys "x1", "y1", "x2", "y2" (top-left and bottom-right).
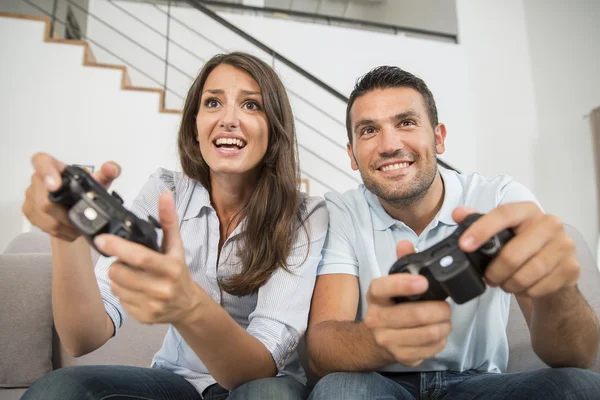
[
  {"x1": 204, "y1": 98, "x2": 220, "y2": 108},
  {"x1": 362, "y1": 127, "x2": 376, "y2": 135},
  {"x1": 243, "y1": 101, "x2": 261, "y2": 111},
  {"x1": 401, "y1": 120, "x2": 416, "y2": 127}
]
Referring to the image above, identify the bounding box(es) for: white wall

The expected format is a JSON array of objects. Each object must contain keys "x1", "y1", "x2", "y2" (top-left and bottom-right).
[
  {"x1": 522, "y1": 0, "x2": 600, "y2": 253},
  {"x1": 0, "y1": 16, "x2": 181, "y2": 251}
]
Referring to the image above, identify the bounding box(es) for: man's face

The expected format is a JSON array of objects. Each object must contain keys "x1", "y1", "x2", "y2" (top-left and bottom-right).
[{"x1": 347, "y1": 87, "x2": 446, "y2": 206}]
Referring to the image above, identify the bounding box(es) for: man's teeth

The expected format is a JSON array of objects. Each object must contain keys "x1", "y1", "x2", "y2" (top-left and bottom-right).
[
  {"x1": 215, "y1": 138, "x2": 246, "y2": 147},
  {"x1": 380, "y1": 162, "x2": 410, "y2": 172}
]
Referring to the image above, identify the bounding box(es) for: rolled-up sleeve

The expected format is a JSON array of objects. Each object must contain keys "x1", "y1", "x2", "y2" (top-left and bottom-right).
[
  {"x1": 94, "y1": 168, "x2": 173, "y2": 334},
  {"x1": 246, "y1": 196, "x2": 328, "y2": 371},
  {"x1": 317, "y1": 192, "x2": 359, "y2": 277}
]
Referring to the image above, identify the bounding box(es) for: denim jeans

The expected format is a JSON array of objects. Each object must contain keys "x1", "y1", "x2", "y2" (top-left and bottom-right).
[
  {"x1": 308, "y1": 368, "x2": 600, "y2": 400},
  {"x1": 21, "y1": 365, "x2": 309, "y2": 400}
]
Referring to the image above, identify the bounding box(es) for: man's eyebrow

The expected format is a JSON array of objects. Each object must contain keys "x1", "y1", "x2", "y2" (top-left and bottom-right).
[
  {"x1": 353, "y1": 119, "x2": 376, "y2": 133},
  {"x1": 393, "y1": 110, "x2": 421, "y2": 120}
]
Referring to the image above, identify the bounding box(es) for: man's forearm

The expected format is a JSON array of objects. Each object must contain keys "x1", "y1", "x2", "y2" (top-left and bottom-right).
[
  {"x1": 307, "y1": 320, "x2": 394, "y2": 377},
  {"x1": 530, "y1": 286, "x2": 600, "y2": 368}
]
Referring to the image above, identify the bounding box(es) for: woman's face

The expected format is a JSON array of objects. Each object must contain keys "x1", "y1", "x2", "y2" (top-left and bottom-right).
[{"x1": 196, "y1": 64, "x2": 269, "y2": 181}]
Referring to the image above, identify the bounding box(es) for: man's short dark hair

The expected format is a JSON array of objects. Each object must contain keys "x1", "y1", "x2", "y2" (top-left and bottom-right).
[{"x1": 346, "y1": 66, "x2": 439, "y2": 144}]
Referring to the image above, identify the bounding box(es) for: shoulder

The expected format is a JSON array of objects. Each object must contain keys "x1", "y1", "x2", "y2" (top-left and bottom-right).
[
  {"x1": 324, "y1": 186, "x2": 370, "y2": 215},
  {"x1": 444, "y1": 168, "x2": 540, "y2": 211}
]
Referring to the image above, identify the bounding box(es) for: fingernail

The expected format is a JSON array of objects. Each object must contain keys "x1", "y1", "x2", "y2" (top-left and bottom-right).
[
  {"x1": 110, "y1": 163, "x2": 120, "y2": 175},
  {"x1": 412, "y1": 277, "x2": 427, "y2": 291},
  {"x1": 461, "y1": 235, "x2": 475, "y2": 251},
  {"x1": 94, "y1": 236, "x2": 105, "y2": 249},
  {"x1": 44, "y1": 176, "x2": 58, "y2": 191}
]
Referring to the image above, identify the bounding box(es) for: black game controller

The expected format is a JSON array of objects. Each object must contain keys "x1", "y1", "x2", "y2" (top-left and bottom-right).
[
  {"x1": 389, "y1": 213, "x2": 514, "y2": 304},
  {"x1": 49, "y1": 165, "x2": 162, "y2": 256}
]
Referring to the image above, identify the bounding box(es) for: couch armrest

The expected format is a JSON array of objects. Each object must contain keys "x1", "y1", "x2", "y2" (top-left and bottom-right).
[{"x1": 0, "y1": 254, "x2": 54, "y2": 388}]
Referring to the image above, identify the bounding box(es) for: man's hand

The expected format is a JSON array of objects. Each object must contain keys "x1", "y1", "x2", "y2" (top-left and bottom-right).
[
  {"x1": 454, "y1": 202, "x2": 579, "y2": 298},
  {"x1": 94, "y1": 190, "x2": 207, "y2": 325},
  {"x1": 364, "y1": 241, "x2": 452, "y2": 367}
]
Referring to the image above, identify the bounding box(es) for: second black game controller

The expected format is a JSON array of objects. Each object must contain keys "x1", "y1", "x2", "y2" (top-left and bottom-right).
[
  {"x1": 389, "y1": 213, "x2": 514, "y2": 304},
  {"x1": 49, "y1": 165, "x2": 162, "y2": 256}
]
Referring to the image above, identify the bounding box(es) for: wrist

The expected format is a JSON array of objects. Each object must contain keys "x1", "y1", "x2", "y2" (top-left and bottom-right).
[{"x1": 175, "y1": 284, "x2": 217, "y2": 327}]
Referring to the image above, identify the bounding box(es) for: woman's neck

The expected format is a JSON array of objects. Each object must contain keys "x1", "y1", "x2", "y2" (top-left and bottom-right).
[{"x1": 209, "y1": 172, "x2": 257, "y2": 231}]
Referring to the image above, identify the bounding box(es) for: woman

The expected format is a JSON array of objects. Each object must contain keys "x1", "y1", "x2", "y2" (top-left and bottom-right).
[{"x1": 21, "y1": 52, "x2": 327, "y2": 400}]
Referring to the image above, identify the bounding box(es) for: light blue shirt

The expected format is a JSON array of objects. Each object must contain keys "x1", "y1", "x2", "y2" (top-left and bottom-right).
[
  {"x1": 94, "y1": 168, "x2": 328, "y2": 394},
  {"x1": 318, "y1": 166, "x2": 539, "y2": 373}
]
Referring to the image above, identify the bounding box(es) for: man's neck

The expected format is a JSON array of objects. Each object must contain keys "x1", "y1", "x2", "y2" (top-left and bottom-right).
[{"x1": 379, "y1": 171, "x2": 445, "y2": 236}]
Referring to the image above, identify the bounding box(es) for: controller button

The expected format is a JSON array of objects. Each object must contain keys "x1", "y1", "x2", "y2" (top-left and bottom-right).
[
  {"x1": 83, "y1": 207, "x2": 98, "y2": 221},
  {"x1": 111, "y1": 192, "x2": 124, "y2": 205},
  {"x1": 440, "y1": 255, "x2": 454, "y2": 268}
]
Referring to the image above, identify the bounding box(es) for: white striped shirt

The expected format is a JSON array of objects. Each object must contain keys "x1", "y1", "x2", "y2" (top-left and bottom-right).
[{"x1": 95, "y1": 168, "x2": 328, "y2": 394}]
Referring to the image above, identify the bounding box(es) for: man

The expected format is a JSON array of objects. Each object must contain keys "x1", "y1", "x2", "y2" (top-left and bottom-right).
[{"x1": 305, "y1": 66, "x2": 600, "y2": 399}]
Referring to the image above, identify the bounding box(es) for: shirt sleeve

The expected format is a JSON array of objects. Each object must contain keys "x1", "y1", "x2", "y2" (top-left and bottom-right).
[
  {"x1": 95, "y1": 168, "x2": 174, "y2": 335},
  {"x1": 317, "y1": 192, "x2": 359, "y2": 277},
  {"x1": 497, "y1": 180, "x2": 543, "y2": 211},
  {"x1": 245, "y1": 196, "x2": 328, "y2": 371}
]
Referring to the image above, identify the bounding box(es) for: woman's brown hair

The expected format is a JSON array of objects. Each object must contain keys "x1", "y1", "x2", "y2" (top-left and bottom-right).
[{"x1": 178, "y1": 52, "x2": 307, "y2": 296}]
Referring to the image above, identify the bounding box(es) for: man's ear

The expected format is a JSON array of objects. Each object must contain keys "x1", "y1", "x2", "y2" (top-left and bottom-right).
[
  {"x1": 434, "y1": 123, "x2": 447, "y2": 155},
  {"x1": 347, "y1": 142, "x2": 359, "y2": 171}
]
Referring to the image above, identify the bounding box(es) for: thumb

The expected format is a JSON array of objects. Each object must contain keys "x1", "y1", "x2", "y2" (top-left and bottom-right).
[
  {"x1": 396, "y1": 240, "x2": 417, "y2": 259},
  {"x1": 92, "y1": 161, "x2": 121, "y2": 190},
  {"x1": 452, "y1": 206, "x2": 479, "y2": 225},
  {"x1": 158, "y1": 190, "x2": 184, "y2": 256}
]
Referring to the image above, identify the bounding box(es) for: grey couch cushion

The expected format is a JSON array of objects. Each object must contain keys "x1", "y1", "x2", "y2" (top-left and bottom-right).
[
  {"x1": 0, "y1": 254, "x2": 53, "y2": 388},
  {"x1": 4, "y1": 231, "x2": 50, "y2": 254},
  {"x1": 506, "y1": 224, "x2": 600, "y2": 372}
]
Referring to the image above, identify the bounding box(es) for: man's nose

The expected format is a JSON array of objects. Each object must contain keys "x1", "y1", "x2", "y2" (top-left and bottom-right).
[{"x1": 378, "y1": 126, "x2": 403, "y2": 154}]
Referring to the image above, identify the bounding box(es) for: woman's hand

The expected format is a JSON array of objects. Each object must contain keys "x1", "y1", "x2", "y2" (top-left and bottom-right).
[
  {"x1": 95, "y1": 190, "x2": 207, "y2": 325},
  {"x1": 22, "y1": 152, "x2": 121, "y2": 241}
]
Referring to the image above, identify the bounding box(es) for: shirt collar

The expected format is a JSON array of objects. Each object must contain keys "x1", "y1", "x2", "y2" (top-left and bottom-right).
[
  {"x1": 182, "y1": 182, "x2": 213, "y2": 221},
  {"x1": 364, "y1": 165, "x2": 464, "y2": 231}
]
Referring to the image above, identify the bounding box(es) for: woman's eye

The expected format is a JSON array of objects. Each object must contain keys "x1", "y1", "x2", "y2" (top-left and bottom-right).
[
  {"x1": 204, "y1": 98, "x2": 220, "y2": 108},
  {"x1": 243, "y1": 101, "x2": 261, "y2": 111}
]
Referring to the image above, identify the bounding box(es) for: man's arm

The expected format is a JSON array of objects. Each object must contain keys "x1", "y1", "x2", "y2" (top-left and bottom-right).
[
  {"x1": 455, "y1": 202, "x2": 600, "y2": 369},
  {"x1": 307, "y1": 242, "x2": 453, "y2": 377},
  {"x1": 306, "y1": 274, "x2": 395, "y2": 377},
  {"x1": 517, "y1": 287, "x2": 600, "y2": 368}
]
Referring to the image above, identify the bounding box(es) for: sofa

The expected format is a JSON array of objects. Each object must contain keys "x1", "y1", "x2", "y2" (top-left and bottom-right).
[{"x1": 1, "y1": 226, "x2": 599, "y2": 399}]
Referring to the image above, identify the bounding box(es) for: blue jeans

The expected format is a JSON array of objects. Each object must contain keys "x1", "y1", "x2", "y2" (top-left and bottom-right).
[
  {"x1": 21, "y1": 365, "x2": 309, "y2": 400},
  {"x1": 308, "y1": 369, "x2": 600, "y2": 400}
]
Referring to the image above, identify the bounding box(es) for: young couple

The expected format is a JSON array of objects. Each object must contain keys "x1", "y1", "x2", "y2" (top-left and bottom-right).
[{"x1": 21, "y1": 52, "x2": 600, "y2": 399}]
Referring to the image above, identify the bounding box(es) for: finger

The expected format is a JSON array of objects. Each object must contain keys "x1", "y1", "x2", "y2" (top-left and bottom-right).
[
  {"x1": 525, "y1": 256, "x2": 580, "y2": 298},
  {"x1": 451, "y1": 206, "x2": 479, "y2": 224},
  {"x1": 457, "y1": 202, "x2": 543, "y2": 252},
  {"x1": 91, "y1": 161, "x2": 121, "y2": 189},
  {"x1": 31, "y1": 152, "x2": 65, "y2": 192},
  {"x1": 373, "y1": 321, "x2": 451, "y2": 348},
  {"x1": 367, "y1": 274, "x2": 429, "y2": 306},
  {"x1": 396, "y1": 240, "x2": 416, "y2": 259},
  {"x1": 365, "y1": 301, "x2": 451, "y2": 330},
  {"x1": 31, "y1": 209, "x2": 79, "y2": 241},
  {"x1": 159, "y1": 190, "x2": 184, "y2": 257},
  {"x1": 484, "y1": 217, "x2": 558, "y2": 286},
  {"x1": 499, "y1": 235, "x2": 569, "y2": 293},
  {"x1": 109, "y1": 262, "x2": 173, "y2": 300},
  {"x1": 380, "y1": 336, "x2": 448, "y2": 366},
  {"x1": 94, "y1": 234, "x2": 166, "y2": 275}
]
